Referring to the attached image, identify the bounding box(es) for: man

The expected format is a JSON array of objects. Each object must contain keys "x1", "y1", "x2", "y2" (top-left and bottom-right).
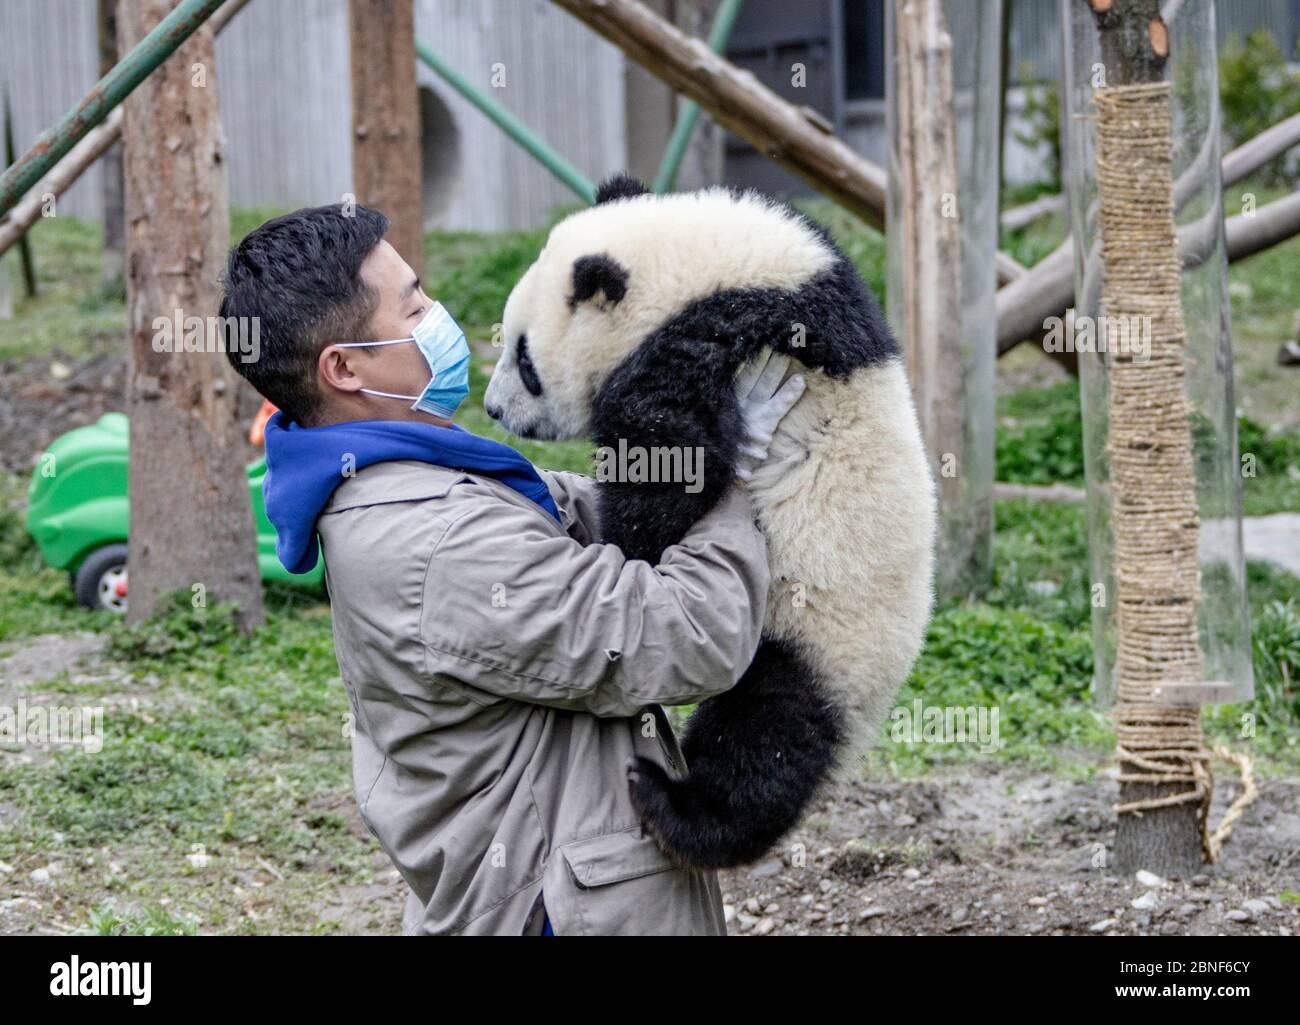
[{"x1": 220, "y1": 204, "x2": 803, "y2": 935}]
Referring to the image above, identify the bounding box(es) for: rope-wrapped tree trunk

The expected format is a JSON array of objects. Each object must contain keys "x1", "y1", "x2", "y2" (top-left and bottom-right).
[{"x1": 1086, "y1": 0, "x2": 1209, "y2": 876}]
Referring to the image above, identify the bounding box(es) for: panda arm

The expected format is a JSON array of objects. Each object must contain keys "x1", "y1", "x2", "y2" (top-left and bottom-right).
[
  {"x1": 591, "y1": 333, "x2": 743, "y2": 563},
  {"x1": 419, "y1": 486, "x2": 769, "y2": 718}
]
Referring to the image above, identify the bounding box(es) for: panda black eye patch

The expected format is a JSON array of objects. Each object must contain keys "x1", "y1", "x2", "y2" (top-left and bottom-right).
[{"x1": 516, "y1": 334, "x2": 543, "y2": 397}]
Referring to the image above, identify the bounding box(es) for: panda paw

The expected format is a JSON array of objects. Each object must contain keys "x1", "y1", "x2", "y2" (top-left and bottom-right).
[{"x1": 626, "y1": 756, "x2": 682, "y2": 852}]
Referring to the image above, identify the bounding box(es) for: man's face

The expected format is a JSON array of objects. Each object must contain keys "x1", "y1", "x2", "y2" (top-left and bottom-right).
[{"x1": 316, "y1": 239, "x2": 439, "y2": 424}]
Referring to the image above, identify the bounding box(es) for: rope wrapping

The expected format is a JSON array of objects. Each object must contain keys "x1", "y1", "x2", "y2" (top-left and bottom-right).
[{"x1": 1094, "y1": 81, "x2": 1215, "y2": 859}]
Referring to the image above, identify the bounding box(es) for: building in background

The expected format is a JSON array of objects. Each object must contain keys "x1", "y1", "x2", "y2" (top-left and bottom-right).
[
  {"x1": 0, "y1": 0, "x2": 627, "y2": 232},
  {"x1": 720, "y1": 0, "x2": 1300, "y2": 199},
  {"x1": 2, "y1": 0, "x2": 1296, "y2": 231}
]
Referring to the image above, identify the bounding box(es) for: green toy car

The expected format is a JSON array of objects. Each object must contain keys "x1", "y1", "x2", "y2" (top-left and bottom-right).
[{"x1": 25, "y1": 412, "x2": 324, "y2": 613}]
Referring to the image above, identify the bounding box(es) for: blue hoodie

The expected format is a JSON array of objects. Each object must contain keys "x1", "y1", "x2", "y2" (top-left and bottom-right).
[{"x1": 262, "y1": 411, "x2": 560, "y2": 574}]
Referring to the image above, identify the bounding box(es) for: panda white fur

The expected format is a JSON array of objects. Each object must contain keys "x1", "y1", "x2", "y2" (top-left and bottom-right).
[{"x1": 485, "y1": 174, "x2": 936, "y2": 869}]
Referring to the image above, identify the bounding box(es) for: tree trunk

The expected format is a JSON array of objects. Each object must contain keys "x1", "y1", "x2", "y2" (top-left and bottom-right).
[
  {"x1": 1085, "y1": 0, "x2": 1205, "y2": 878},
  {"x1": 120, "y1": 0, "x2": 264, "y2": 630},
  {"x1": 893, "y1": 0, "x2": 972, "y2": 597},
  {"x1": 348, "y1": 0, "x2": 422, "y2": 281},
  {"x1": 99, "y1": 0, "x2": 126, "y2": 294}
]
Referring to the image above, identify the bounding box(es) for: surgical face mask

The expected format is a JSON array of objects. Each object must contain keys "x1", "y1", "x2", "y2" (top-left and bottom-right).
[{"x1": 336, "y1": 301, "x2": 470, "y2": 420}]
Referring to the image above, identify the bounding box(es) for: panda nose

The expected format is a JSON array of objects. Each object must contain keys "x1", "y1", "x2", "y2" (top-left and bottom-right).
[{"x1": 485, "y1": 402, "x2": 503, "y2": 421}]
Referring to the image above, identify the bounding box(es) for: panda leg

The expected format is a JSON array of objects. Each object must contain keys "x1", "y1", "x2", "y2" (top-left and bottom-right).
[{"x1": 627, "y1": 637, "x2": 845, "y2": 870}]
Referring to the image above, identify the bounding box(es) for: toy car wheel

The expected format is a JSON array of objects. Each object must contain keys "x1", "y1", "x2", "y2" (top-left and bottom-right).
[{"x1": 74, "y1": 544, "x2": 129, "y2": 614}]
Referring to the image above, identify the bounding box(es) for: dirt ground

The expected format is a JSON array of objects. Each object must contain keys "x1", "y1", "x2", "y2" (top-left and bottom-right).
[
  {"x1": 716, "y1": 759, "x2": 1299, "y2": 936},
  {"x1": 307, "y1": 753, "x2": 1300, "y2": 937},
  {"x1": 2, "y1": 632, "x2": 1298, "y2": 937},
  {"x1": 0, "y1": 344, "x2": 265, "y2": 473}
]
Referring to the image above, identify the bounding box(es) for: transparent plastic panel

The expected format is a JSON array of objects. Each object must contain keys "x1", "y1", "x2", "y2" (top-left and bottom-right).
[
  {"x1": 885, "y1": 0, "x2": 1001, "y2": 599},
  {"x1": 1060, "y1": 0, "x2": 1253, "y2": 706}
]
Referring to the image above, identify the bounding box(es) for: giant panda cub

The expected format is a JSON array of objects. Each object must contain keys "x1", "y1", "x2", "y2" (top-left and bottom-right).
[{"x1": 485, "y1": 174, "x2": 936, "y2": 870}]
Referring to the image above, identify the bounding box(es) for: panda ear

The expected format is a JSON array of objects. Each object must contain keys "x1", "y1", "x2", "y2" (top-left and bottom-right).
[
  {"x1": 594, "y1": 173, "x2": 650, "y2": 205},
  {"x1": 570, "y1": 254, "x2": 629, "y2": 310}
]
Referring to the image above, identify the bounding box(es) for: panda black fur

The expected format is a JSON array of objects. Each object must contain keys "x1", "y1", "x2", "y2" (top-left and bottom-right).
[{"x1": 485, "y1": 174, "x2": 936, "y2": 869}]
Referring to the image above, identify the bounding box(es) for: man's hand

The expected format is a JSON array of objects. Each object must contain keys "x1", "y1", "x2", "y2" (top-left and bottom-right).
[{"x1": 733, "y1": 348, "x2": 806, "y2": 483}]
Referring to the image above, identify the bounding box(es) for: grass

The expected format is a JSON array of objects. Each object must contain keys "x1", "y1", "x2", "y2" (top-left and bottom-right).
[
  {"x1": 0, "y1": 216, "x2": 125, "y2": 363},
  {"x1": 0, "y1": 564, "x2": 390, "y2": 934},
  {"x1": 0, "y1": 199, "x2": 1297, "y2": 932}
]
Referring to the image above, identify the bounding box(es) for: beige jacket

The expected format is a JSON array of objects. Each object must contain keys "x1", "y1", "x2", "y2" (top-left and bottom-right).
[{"x1": 315, "y1": 459, "x2": 770, "y2": 935}]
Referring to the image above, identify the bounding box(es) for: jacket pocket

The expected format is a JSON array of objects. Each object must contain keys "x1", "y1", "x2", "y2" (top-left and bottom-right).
[
  {"x1": 543, "y1": 827, "x2": 722, "y2": 936},
  {"x1": 559, "y1": 828, "x2": 675, "y2": 888}
]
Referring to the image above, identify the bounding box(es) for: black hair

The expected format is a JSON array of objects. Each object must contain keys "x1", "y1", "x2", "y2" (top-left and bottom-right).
[{"x1": 219, "y1": 203, "x2": 390, "y2": 425}]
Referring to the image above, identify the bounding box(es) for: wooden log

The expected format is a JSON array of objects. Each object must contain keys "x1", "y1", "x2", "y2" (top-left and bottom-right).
[
  {"x1": 551, "y1": 0, "x2": 889, "y2": 230},
  {"x1": 992, "y1": 481, "x2": 1086, "y2": 503},
  {"x1": 349, "y1": 0, "x2": 423, "y2": 280},
  {"x1": 1000, "y1": 193, "x2": 1065, "y2": 232},
  {"x1": 997, "y1": 110, "x2": 1300, "y2": 360}
]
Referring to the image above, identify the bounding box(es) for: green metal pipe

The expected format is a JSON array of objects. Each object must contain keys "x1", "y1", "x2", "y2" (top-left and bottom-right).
[
  {"x1": 0, "y1": 0, "x2": 228, "y2": 216},
  {"x1": 415, "y1": 37, "x2": 597, "y2": 206},
  {"x1": 652, "y1": 0, "x2": 746, "y2": 194}
]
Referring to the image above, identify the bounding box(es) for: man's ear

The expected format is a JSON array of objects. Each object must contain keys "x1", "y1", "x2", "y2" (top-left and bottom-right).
[
  {"x1": 570, "y1": 254, "x2": 629, "y2": 310},
  {"x1": 318, "y1": 344, "x2": 364, "y2": 394}
]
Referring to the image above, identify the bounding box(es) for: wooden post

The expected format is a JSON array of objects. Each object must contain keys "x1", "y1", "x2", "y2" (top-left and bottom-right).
[
  {"x1": 1083, "y1": 0, "x2": 1205, "y2": 877},
  {"x1": 99, "y1": 0, "x2": 126, "y2": 293},
  {"x1": 349, "y1": 0, "x2": 423, "y2": 281},
  {"x1": 1, "y1": 91, "x2": 38, "y2": 299},
  {"x1": 119, "y1": 0, "x2": 264, "y2": 629},
  {"x1": 0, "y1": 245, "x2": 10, "y2": 321},
  {"x1": 893, "y1": 0, "x2": 965, "y2": 558},
  {"x1": 889, "y1": 0, "x2": 998, "y2": 598}
]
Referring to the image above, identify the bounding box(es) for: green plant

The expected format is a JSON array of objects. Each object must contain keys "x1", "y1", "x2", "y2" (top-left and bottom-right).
[
  {"x1": 1253, "y1": 599, "x2": 1300, "y2": 724},
  {"x1": 106, "y1": 591, "x2": 245, "y2": 668},
  {"x1": 796, "y1": 199, "x2": 888, "y2": 300},
  {"x1": 1013, "y1": 73, "x2": 1062, "y2": 191},
  {"x1": 996, "y1": 380, "x2": 1085, "y2": 486},
  {"x1": 1219, "y1": 30, "x2": 1300, "y2": 185},
  {"x1": 76, "y1": 901, "x2": 200, "y2": 936},
  {"x1": 891, "y1": 604, "x2": 1106, "y2": 769},
  {"x1": 1237, "y1": 413, "x2": 1300, "y2": 516}
]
